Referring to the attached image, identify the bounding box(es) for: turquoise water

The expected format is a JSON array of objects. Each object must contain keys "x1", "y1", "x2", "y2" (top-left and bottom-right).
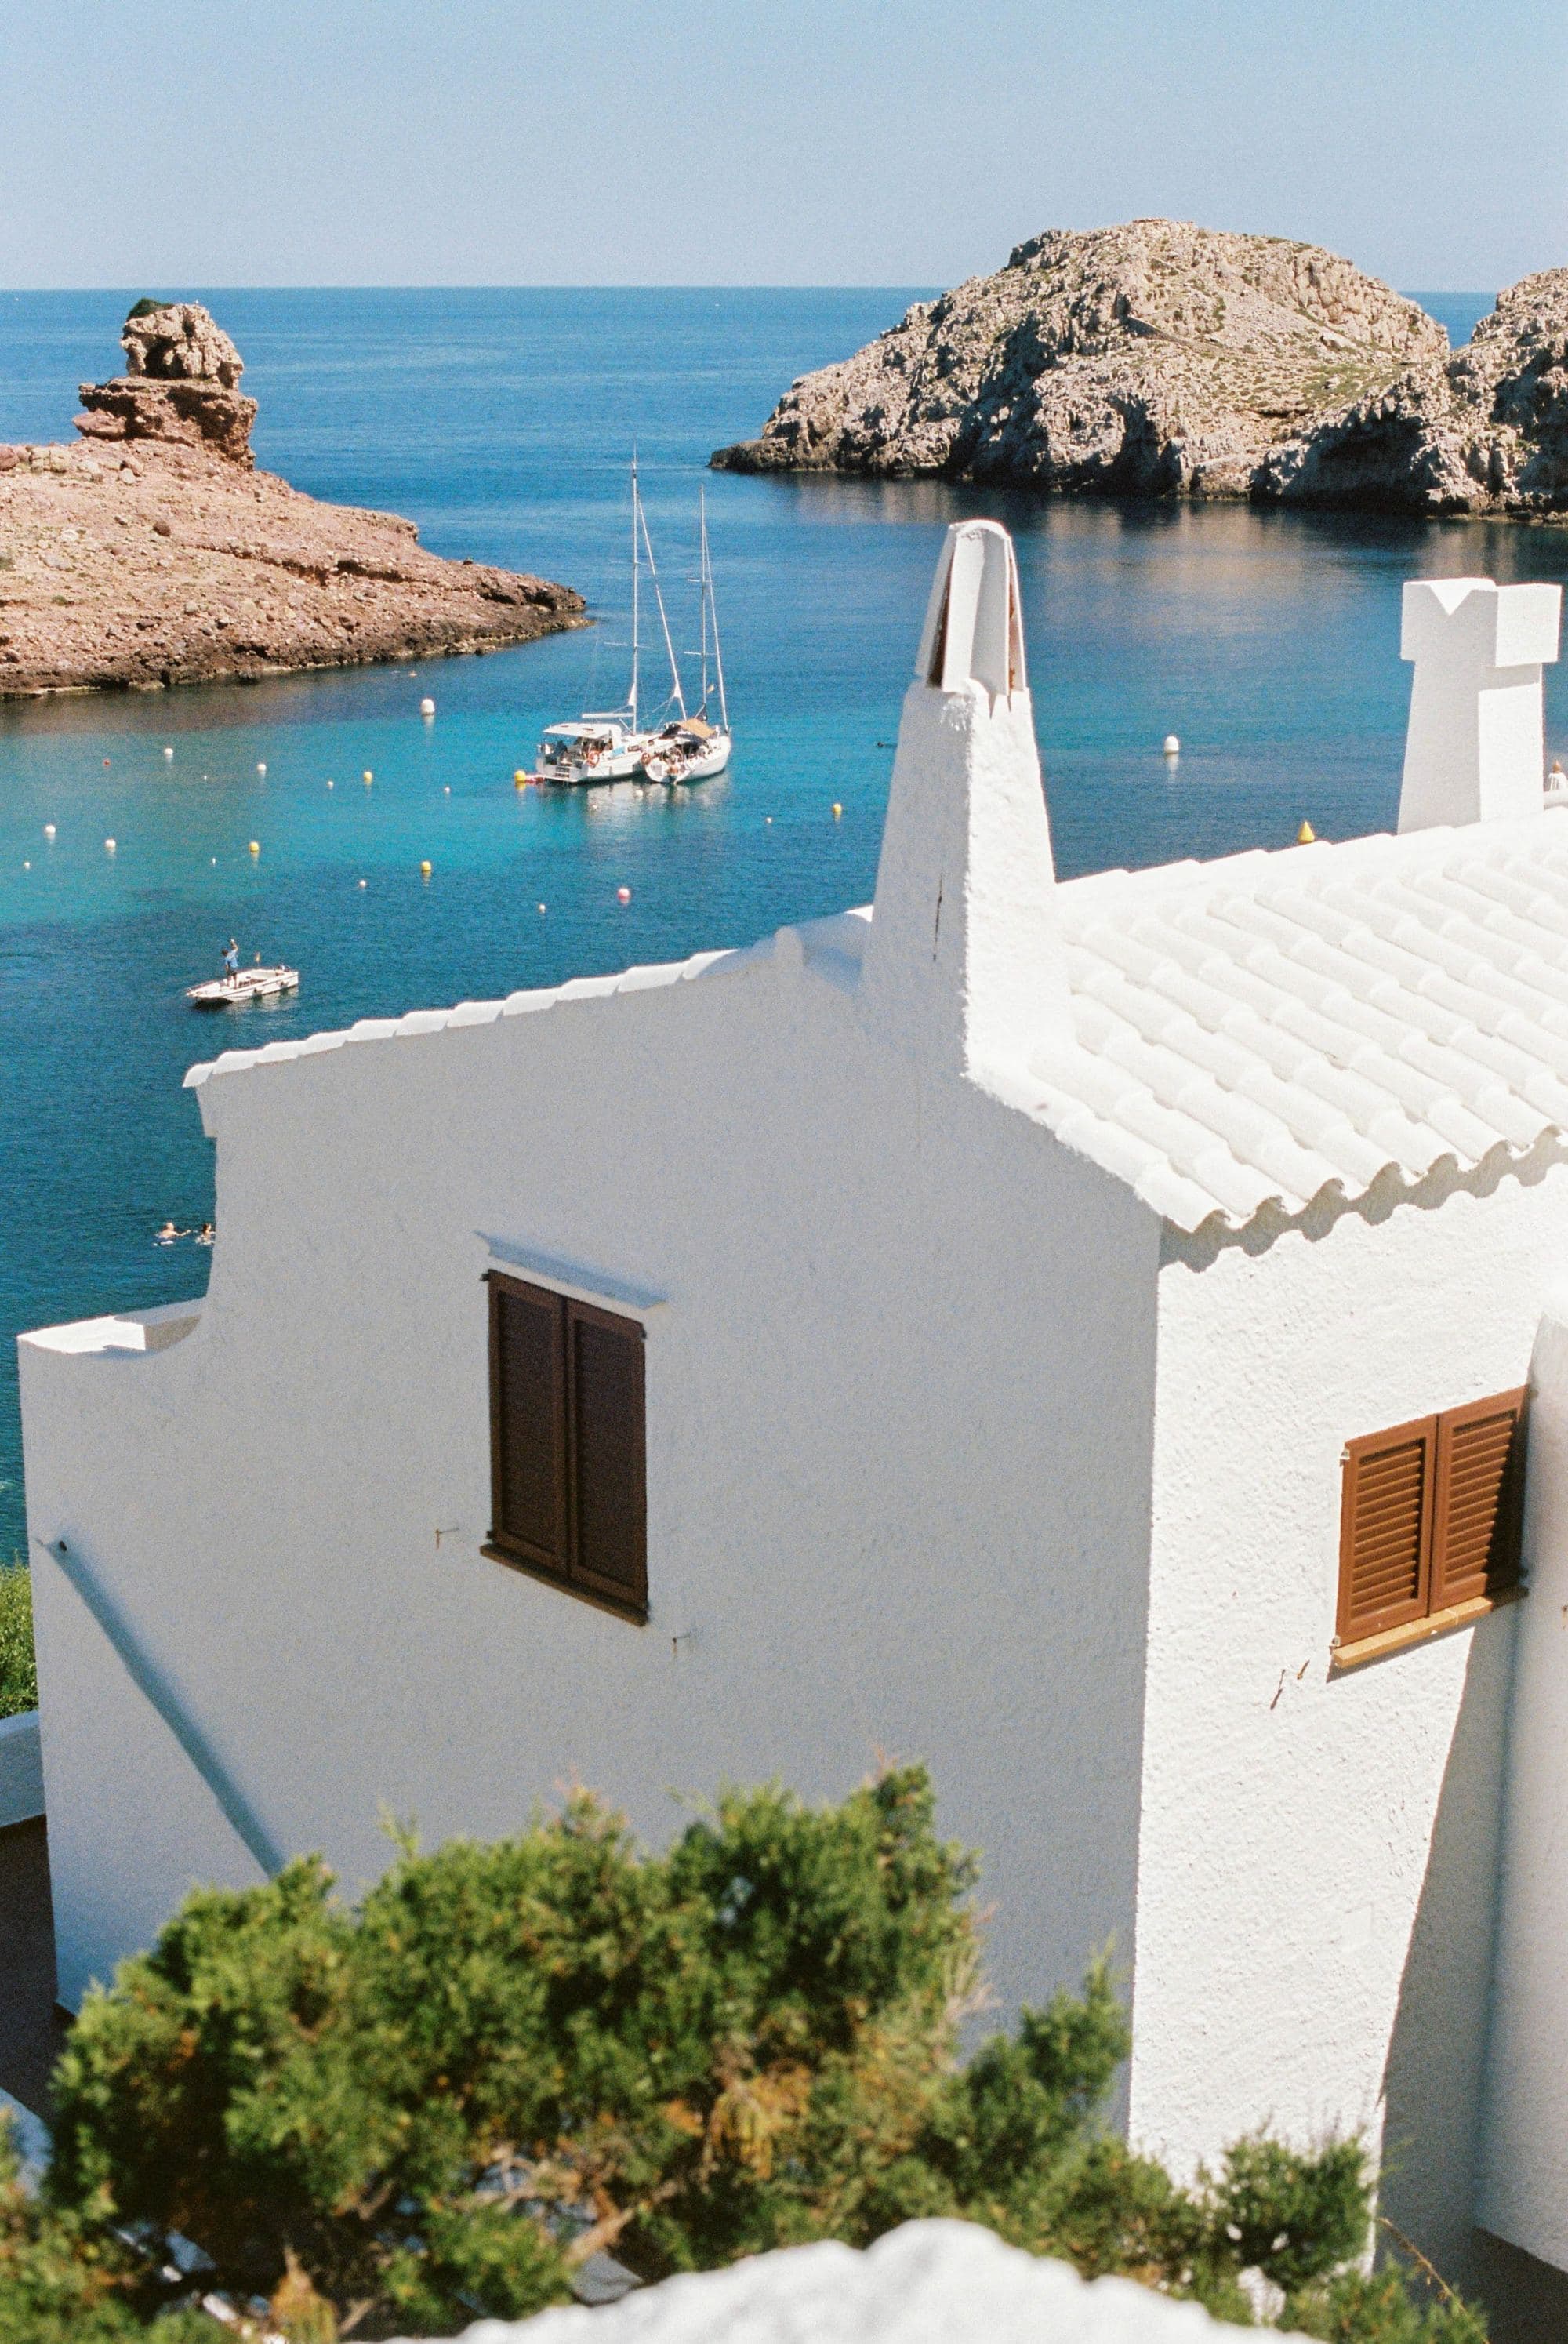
[{"x1": 0, "y1": 285, "x2": 1552, "y2": 1552}]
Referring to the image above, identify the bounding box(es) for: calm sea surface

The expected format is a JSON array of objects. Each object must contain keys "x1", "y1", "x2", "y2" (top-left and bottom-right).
[{"x1": 0, "y1": 285, "x2": 1551, "y2": 1551}]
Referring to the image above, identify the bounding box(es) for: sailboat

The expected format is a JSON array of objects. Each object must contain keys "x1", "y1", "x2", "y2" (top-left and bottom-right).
[
  {"x1": 640, "y1": 491, "x2": 732, "y2": 783},
  {"x1": 532, "y1": 456, "x2": 685, "y2": 787}
]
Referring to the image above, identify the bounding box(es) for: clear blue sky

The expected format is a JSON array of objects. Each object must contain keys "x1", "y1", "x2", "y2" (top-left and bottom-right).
[{"x1": 2, "y1": 0, "x2": 1563, "y2": 291}]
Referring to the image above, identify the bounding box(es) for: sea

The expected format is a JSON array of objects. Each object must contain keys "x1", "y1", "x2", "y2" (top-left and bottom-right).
[{"x1": 0, "y1": 285, "x2": 1555, "y2": 1556}]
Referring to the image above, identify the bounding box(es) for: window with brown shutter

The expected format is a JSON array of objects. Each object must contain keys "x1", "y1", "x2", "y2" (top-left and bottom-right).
[
  {"x1": 1336, "y1": 1387, "x2": 1526, "y2": 1663},
  {"x1": 484, "y1": 1273, "x2": 648, "y2": 1624}
]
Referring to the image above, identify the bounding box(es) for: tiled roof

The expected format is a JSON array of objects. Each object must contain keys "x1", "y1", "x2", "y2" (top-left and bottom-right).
[
  {"x1": 1033, "y1": 812, "x2": 1568, "y2": 1234},
  {"x1": 187, "y1": 814, "x2": 1568, "y2": 1242}
]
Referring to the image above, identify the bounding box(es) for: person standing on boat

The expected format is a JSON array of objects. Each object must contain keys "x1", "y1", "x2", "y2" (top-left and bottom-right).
[{"x1": 223, "y1": 937, "x2": 240, "y2": 981}]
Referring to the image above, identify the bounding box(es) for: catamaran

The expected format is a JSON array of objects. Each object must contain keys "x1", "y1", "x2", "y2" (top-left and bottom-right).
[
  {"x1": 533, "y1": 456, "x2": 685, "y2": 787},
  {"x1": 640, "y1": 490, "x2": 732, "y2": 783}
]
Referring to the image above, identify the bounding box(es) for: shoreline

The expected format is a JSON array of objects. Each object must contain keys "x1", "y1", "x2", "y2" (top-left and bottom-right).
[{"x1": 0, "y1": 438, "x2": 584, "y2": 701}]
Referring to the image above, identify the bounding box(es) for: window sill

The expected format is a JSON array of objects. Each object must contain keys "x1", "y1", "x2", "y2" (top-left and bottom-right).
[
  {"x1": 1330, "y1": 1583, "x2": 1526, "y2": 1675},
  {"x1": 480, "y1": 1543, "x2": 648, "y2": 1629}
]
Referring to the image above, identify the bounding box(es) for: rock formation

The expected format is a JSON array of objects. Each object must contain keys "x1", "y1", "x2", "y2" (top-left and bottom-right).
[
  {"x1": 77, "y1": 301, "x2": 258, "y2": 467},
  {"x1": 712, "y1": 220, "x2": 1568, "y2": 518},
  {"x1": 0, "y1": 305, "x2": 583, "y2": 696}
]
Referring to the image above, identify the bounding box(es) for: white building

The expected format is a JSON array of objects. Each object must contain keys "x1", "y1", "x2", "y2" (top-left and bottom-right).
[{"x1": 20, "y1": 528, "x2": 1568, "y2": 2323}]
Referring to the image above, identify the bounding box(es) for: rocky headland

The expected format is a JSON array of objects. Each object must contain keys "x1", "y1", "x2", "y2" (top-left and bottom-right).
[
  {"x1": 0, "y1": 302, "x2": 583, "y2": 697},
  {"x1": 713, "y1": 220, "x2": 1568, "y2": 517}
]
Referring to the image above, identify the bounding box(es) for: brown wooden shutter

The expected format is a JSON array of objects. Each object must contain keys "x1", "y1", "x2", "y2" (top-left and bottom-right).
[
  {"x1": 567, "y1": 1300, "x2": 647, "y2": 1614},
  {"x1": 489, "y1": 1276, "x2": 568, "y2": 1573},
  {"x1": 1430, "y1": 1387, "x2": 1526, "y2": 1612},
  {"x1": 1339, "y1": 1415, "x2": 1435, "y2": 1644}
]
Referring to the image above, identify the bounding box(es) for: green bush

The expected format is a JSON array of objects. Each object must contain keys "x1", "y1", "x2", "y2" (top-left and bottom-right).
[
  {"x1": 124, "y1": 299, "x2": 172, "y2": 322},
  {"x1": 2, "y1": 1765, "x2": 1490, "y2": 2338},
  {"x1": 0, "y1": 1564, "x2": 36, "y2": 1721}
]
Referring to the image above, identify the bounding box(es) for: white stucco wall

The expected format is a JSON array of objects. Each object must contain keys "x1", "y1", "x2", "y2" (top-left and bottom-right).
[
  {"x1": 1476, "y1": 1285, "x2": 1568, "y2": 2271},
  {"x1": 1131, "y1": 1151, "x2": 1568, "y2": 2283},
  {"x1": 20, "y1": 918, "x2": 1161, "y2": 2036}
]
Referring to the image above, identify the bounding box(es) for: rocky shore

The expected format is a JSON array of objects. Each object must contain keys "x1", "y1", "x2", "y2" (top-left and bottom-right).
[
  {"x1": 713, "y1": 220, "x2": 1568, "y2": 518},
  {"x1": 0, "y1": 303, "x2": 583, "y2": 698}
]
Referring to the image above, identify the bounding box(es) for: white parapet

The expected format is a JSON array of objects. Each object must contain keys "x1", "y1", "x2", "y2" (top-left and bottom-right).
[
  {"x1": 1398, "y1": 576, "x2": 1562, "y2": 833},
  {"x1": 858, "y1": 521, "x2": 1075, "y2": 1085},
  {"x1": 0, "y1": 1709, "x2": 44, "y2": 1827}
]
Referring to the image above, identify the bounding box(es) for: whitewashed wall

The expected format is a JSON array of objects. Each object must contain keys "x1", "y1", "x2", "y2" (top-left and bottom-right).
[
  {"x1": 20, "y1": 917, "x2": 1160, "y2": 2043},
  {"x1": 1134, "y1": 1151, "x2": 1568, "y2": 2286},
  {"x1": 1476, "y1": 1286, "x2": 1568, "y2": 2273}
]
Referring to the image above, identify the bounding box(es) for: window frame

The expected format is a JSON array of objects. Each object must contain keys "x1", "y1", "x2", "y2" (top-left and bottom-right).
[
  {"x1": 482, "y1": 1270, "x2": 649, "y2": 1627},
  {"x1": 1334, "y1": 1386, "x2": 1527, "y2": 1671}
]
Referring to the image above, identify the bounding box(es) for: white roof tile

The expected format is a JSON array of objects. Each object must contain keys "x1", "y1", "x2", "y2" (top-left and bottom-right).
[
  {"x1": 181, "y1": 816, "x2": 1568, "y2": 1242},
  {"x1": 1028, "y1": 812, "x2": 1568, "y2": 1232}
]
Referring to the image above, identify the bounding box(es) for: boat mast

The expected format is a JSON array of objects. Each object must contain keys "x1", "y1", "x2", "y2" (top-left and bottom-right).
[
  {"x1": 639, "y1": 495, "x2": 687, "y2": 719},
  {"x1": 629, "y1": 451, "x2": 641, "y2": 732},
  {"x1": 701, "y1": 489, "x2": 729, "y2": 732}
]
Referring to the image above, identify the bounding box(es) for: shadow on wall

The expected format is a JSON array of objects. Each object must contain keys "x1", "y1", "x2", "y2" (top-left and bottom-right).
[{"x1": 1378, "y1": 1614, "x2": 1568, "y2": 2342}]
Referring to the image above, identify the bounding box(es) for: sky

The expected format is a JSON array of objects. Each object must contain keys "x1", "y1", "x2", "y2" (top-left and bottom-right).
[{"x1": 1, "y1": 0, "x2": 1563, "y2": 291}]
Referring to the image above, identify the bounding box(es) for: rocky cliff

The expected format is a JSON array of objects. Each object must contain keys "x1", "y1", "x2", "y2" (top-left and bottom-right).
[
  {"x1": 0, "y1": 304, "x2": 583, "y2": 697},
  {"x1": 713, "y1": 221, "x2": 1568, "y2": 517}
]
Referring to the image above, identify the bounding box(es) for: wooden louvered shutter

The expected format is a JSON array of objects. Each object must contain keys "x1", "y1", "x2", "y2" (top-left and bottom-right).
[
  {"x1": 567, "y1": 1299, "x2": 647, "y2": 1615},
  {"x1": 489, "y1": 1275, "x2": 568, "y2": 1574},
  {"x1": 1339, "y1": 1415, "x2": 1435, "y2": 1644},
  {"x1": 1431, "y1": 1388, "x2": 1527, "y2": 1612}
]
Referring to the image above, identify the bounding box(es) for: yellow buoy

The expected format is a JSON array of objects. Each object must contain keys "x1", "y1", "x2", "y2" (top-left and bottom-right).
[
  {"x1": 420, "y1": 859, "x2": 432, "y2": 876},
  {"x1": 1297, "y1": 819, "x2": 1316, "y2": 845},
  {"x1": 514, "y1": 769, "x2": 527, "y2": 787},
  {"x1": 832, "y1": 802, "x2": 842, "y2": 819},
  {"x1": 249, "y1": 840, "x2": 260, "y2": 856},
  {"x1": 363, "y1": 769, "x2": 373, "y2": 784}
]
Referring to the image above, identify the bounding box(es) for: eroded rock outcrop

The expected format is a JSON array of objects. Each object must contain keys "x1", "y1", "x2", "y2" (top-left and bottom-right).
[
  {"x1": 0, "y1": 305, "x2": 583, "y2": 696},
  {"x1": 713, "y1": 221, "x2": 1568, "y2": 518},
  {"x1": 77, "y1": 301, "x2": 259, "y2": 466}
]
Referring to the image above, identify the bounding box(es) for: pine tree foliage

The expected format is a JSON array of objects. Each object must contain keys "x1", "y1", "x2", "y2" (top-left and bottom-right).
[{"x1": 0, "y1": 1766, "x2": 1490, "y2": 2339}]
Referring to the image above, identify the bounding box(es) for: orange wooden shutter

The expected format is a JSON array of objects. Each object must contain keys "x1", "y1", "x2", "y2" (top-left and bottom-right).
[
  {"x1": 489, "y1": 1276, "x2": 568, "y2": 1573},
  {"x1": 1430, "y1": 1388, "x2": 1527, "y2": 1612},
  {"x1": 1339, "y1": 1415, "x2": 1436, "y2": 1644},
  {"x1": 567, "y1": 1299, "x2": 647, "y2": 1615}
]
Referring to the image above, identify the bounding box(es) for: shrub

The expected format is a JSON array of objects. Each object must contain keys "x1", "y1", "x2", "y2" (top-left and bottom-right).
[
  {"x1": 15, "y1": 1766, "x2": 1490, "y2": 2338},
  {"x1": 0, "y1": 1564, "x2": 36, "y2": 1721},
  {"x1": 124, "y1": 300, "x2": 172, "y2": 322}
]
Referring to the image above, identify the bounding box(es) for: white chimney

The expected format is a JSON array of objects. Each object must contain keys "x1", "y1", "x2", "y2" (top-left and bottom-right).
[
  {"x1": 858, "y1": 521, "x2": 1073, "y2": 1085},
  {"x1": 1398, "y1": 576, "x2": 1561, "y2": 833}
]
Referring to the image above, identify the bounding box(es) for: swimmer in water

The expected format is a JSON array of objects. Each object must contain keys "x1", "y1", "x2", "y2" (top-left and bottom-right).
[
  {"x1": 155, "y1": 1221, "x2": 181, "y2": 1245},
  {"x1": 195, "y1": 1222, "x2": 215, "y2": 1247}
]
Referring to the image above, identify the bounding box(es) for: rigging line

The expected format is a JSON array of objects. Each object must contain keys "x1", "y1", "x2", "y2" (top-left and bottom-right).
[{"x1": 638, "y1": 496, "x2": 687, "y2": 718}]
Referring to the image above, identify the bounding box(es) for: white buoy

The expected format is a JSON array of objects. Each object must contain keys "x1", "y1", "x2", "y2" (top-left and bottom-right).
[
  {"x1": 1163, "y1": 734, "x2": 1181, "y2": 758},
  {"x1": 443, "y1": 784, "x2": 451, "y2": 794},
  {"x1": 104, "y1": 838, "x2": 116, "y2": 854},
  {"x1": 256, "y1": 761, "x2": 267, "y2": 776},
  {"x1": 358, "y1": 878, "x2": 367, "y2": 889},
  {"x1": 419, "y1": 697, "x2": 436, "y2": 718},
  {"x1": 327, "y1": 779, "x2": 334, "y2": 790},
  {"x1": 163, "y1": 745, "x2": 174, "y2": 761},
  {"x1": 44, "y1": 823, "x2": 55, "y2": 839}
]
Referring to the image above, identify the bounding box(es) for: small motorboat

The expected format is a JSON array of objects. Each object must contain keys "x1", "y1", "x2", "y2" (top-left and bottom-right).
[{"x1": 187, "y1": 963, "x2": 299, "y2": 1009}]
